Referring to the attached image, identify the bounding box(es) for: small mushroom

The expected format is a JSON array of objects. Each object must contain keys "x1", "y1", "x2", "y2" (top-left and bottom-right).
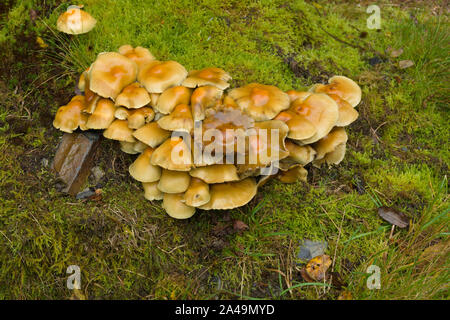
[
  {"x1": 327, "y1": 94, "x2": 359, "y2": 127},
  {"x1": 162, "y1": 193, "x2": 196, "y2": 219},
  {"x1": 157, "y1": 104, "x2": 194, "y2": 133},
  {"x1": 142, "y1": 181, "x2": 163, "y2": 201},
  {"x1": 285, "y1": 140, "x2": 316, "y2": 165},
  {"x1": 228, "y1": 83, "x2": 290, "y2": 121},
  {"x1": 132, "y1": 122, "x2": 170, "y2": 148},
  {"x1": 150, "y1": 136, "x2": 192, "y2": 171},
  {"x1": 286, "y1": 90, "x2": 311, "y2": 103},
  {"x1": 119, "y1": 141, "x2": 139, "y2": 154},
  {"x1": 128, "y1": 147, "x2": 161, "y2": 182},
  {"x1": 189, "y1": 164, "x2": 239, "y2": 184},
  {"x1": 312, "y1": 127, "x2": 348, "y2": 167},
  {"x1": 89, "y1": 52, "x2": 138, "y2": 100},
  {"x1": 183, "y1": 178, "x2": 210, "y2": 207},
  {"x1": 56, "y1": 5, "x2": 96, "y2": 35},
  {"x1": 103, "y1": 119, "x2": 135, "y2": 142},
  {"x1": 157, "y1": 169, "x2": 191, "y2": 193},
  {"x1": 138, "y1": 60, "x2": 188, "y2": 93},
  {"x1": 182, "y1": 67, "x2": 231, "y2": 90},
  {"x1": 310, "y1": 75, "x2": 361, "y2": 107},
  {"x1": 155, "y1": 86, "x2": 192, "y2": 114},
  {"x1": 190, "y1": 85, "x2": 223, "y2": 121},
  {"x1": 199, "y1": 177, "x2": 257, "y2": 210},
  {"x1": 115, "y1": 82, "x2": 151, "y2": 109},
  {"x1": 128, "y1": 107, "x2": 155, "y2": 129},
  {"x1": 82, "y1": 73, "x2": 100, "y2": 114},
  {"x1": 86, "y1": 98, "x2": 116, "y2": 129},
  {"x1": 277, "y1": 165, "x2": 308, "y2": 183},
  {"x1": 53, "y1": 95, "x2": 88, "y2": 133},
  {"x1": 118, "y1": 45, "x2": 155, "y2": 69},
  {"x1": 133, "y1": 140, "x2": 150, "y2": 153}
]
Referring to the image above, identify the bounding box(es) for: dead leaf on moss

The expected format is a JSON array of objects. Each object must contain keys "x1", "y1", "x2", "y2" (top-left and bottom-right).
[
  {"x1": 233, "y1": 220, "x2": 249, "y2": 232},
  {"x1": 399, "y1": 60, "x2": 414, "y2": 69},
  {"x1": 378, "y1": 206, "x2": 410, "y2": 228},
  {"x1": 306, "y1": 254, "x2": 332, "y2": 281},
  {"x1": 300, "y1": 267, "x2": 315, "y2": 282}
]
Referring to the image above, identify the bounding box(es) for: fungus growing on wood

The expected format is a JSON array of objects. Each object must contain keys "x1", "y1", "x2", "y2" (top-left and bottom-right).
[
  {"x1": 199, "y1": 178, "x2": 257, "y2": 210},
  {"x1": 115, "y1": 82, "x2": 151, "y2": 109},
  {"x1": 155, "y1": 86, "x2": 192, "y2": 114},
  {"x1": 56, "y1": 5, "x2": 96, "y2": 35},
  {"x1": 128, "y1": 148, "x2": 161, "y2": 182},
  {"x1": 142, "y1": 181, "x2": 163, "y2": 201},
  {"x1": 189, "y1": 164, "x2": 239, "y2": 184},
  {"x1": 53, "y1": 95, "x2": 88, "y2": 133},
  {"x1": 118, "y1": 45, "x2": 155, "y2": 69},
  {"x1": 312, "y1": 127, "x2": 348, "y2": 167},
  {"x1": 183, "y1": 178, "x2": 210, "y2": 207},
  {"x1": 157, "y1": 104, "x2": 194, "y2": 133},
  {"x1": 138, "y1": 61, "x2": 188, "y2": 93},
  {"x1": 277, "y1": 165, "x2": 308, "y2": 184},
  {"x1": 190, "y1": 86, "x2": 223, "y2": 121},
  {"x1": 150, "y1": 136, "x2": 192, "y2": 171},
  {"x1": 162, "y1": 193, "x2": 196, "y2": 219},
  {"x1": 86, "y1": 99, "x2": 116, "y2": 129},
  {"x1": 157, "y1": 169, "x2": 191, "y2": 193},
  {"x1": 182, "y1": 67, "x2": 232, "y2": 90},
  {"x1": 103, "y1": 119, "x2": 135, "y2": 142},
  {"x1": 310, "y1": 75, "x2": 361, "y2": 107},
  {"x1": 132, "y1": 122, "x2": 170, "y2": 148}
]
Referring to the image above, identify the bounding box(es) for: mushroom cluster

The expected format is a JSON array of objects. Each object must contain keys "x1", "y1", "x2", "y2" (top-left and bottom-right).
[{"x1": 53, "y1": 45, "x2": 361, "y2": 219}]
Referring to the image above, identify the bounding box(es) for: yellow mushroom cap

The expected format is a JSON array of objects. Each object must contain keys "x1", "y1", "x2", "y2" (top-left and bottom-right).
[
  {"x1": 150, "y1": 136, "x2": 192, "y2": 171},
  {"x1": 162, "y1": 193, "x2": 196, "y2": 219},
  {"x1": 311, "y1": 76, "x2": 361, "y2": 107},
  {"x1": 86, "y1": 98, "x2": 116, "y2": 129},
  {"x1": 189, "y1": 164, "x2": 239, "y2": 184},
  {"x1": 128, "y1": 107, "x2": 155, "y2": 129},
  {"x1": 328, "y1": 94, "x2": 359, "y2": 127},
  {"x1": 115, "y1": 82, "x2": 151, "y2": 109},
  {"x1": 103, "y1": 119, "x2": 135, "y2": 142},
  {"x1": 142, "y1": 181, "x2": 163, "y2": 201},
  {"x1": 277, "y1": 165, "x2": 308, "y2": 184},
  {"x1": 132, "y1": 122, "x2": 170, "y2": 148},
  {"x1": 182, "y1": 67, "x2": 232, "y2": 90},
  {"x1": 289, "y1": 93, "x2": 339, "y2": 144},
  {"x1": 157, "y1": 104, "x2": 194, "y2": 133},
  {"x1": 228, "y1": 83, "x2": 290, "y2": 121},
  {"x1": 82, "y1": 73, "x2": 100, "y2": 114},
  {"x1": 155, "y1": 86, "x2": 192, "y2": 114},
  {"x1": 138, "y1": 60, "x2": 188, "y2": 93},
  {"x1": 312, "y1": 127, "x2": 348, "y2": 165},
  {"x1": 53, "y1": 95, "x2": 88, "y2": 133},
  {"x1": 56, "y1": 6, "x2": 96, "y2": 35},
  {"x1": 285, "y1": 140, "x2": 316, "y2": 165},
  {"x1": 157, "y1": 169, "x2": 191, "y2": 193},
  {"x1": 183, "y1": 178, "x2": 210, "y2": 207},
  {"x1": 286, "y1": 90, "x2": 311, "y2": 103},
  {"x1": 274, "y1": 110, "x2": 317, "y2": 141},
  {"x1": 133, "y1": 140, "x2": 150, "y2": 153},
  {"x1": 118, "y1": 45, "x2": 155, "y2": 69},
  {"x1": 199, "y1": 177, "x2": 257, "y2": 210},
  {"x1": 129, "y1": 147, "x2": 161, "y2": 182},
  {"x1": 190, "y1": 85, "x2": 223, "y2": 121},
  {"x1": 119, "y1": 141, "x2": 139, "y2": 154},
  {"x1": 89, "y1": 52, "x2": 138, "y2": 100}
]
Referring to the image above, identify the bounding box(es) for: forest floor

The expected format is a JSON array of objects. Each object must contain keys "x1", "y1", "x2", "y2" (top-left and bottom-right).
[{"x1": 0, "y1": 0, "x2": 448, "y2": 299}]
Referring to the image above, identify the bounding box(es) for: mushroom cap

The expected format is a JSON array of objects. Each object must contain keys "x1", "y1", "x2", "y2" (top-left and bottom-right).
[
  {"x1": 78, "y1": 69, "x2": 89, "y2": 91},
  {"x1": 142, "y1": 181, "x2": 163, "y2": 201},
  {"x1": 53, "y1": 95, "x2": 88, "y2": 133},
  {"x1": 118, "y1": 45, "x2": 155, "y2": 69},
  {"x1": 311, "y1": 76, "x2": 361, "y2": 107},
  {"x1": 313, "y1": 143, "x2": 346, "y2": 167},
  {"x1": 182, "y1": 67, "x2": 231, "y2": 90},
  {"x1": 274, "y1": 110, "x2": 317, "y2": 141},
  {"x1": 129, "y1": 147, "x2": 161, "y2": 182},
  {"x1": 150, "y1": 136, "x2": 192, "y2": 171},
  {"x1": 328, "y1": 94, "x2": 359, "y2": 127},
  {"x1": 82, "y1": 74, "x2": 100, "y2": 114},
  {"x1": 313, "y1": 127, "x2": 348, "y2": 160},
  {"x1": 138, "y1": 60, "x2": 188, "y2": 93},
  {"x1": 277, "y1": 165, "x2": 308, "y2": 183},
  {"x1": 128, "y1": 107, "x2": 155, "y2": 129},
  {"x1": 119, "y1": 141, "x2": 139, "y2": 154},
  {"x1": 199, "y1": 177, "x2": 257, "y2": 210},
  {"x1": 157, "y1": 104, "x2": 194, "y2": 133},
  {"x1": 286, "y1": 90, "x2": 311, "y2": 103},
  {"x1": 132, "y1": 122, "x2": 170, "y2": 148},
  {"x1": 228, "y1": 83, "x2": 290, "y2": 121},
  {"x1": 183, "y1": 178, "x2": 210, "y2": 207},
  {"x1": 189, "y1": 164, "x2": 239, "y2": 184},
  {"x1": 155, "y1": 86, "x2": 192, "y2": 114},
  {"x1": 289, "y1": 93, "x2": 339, "y2": 144},
  {"x1": 115, "y1": 82, "x2": 151, "y2": 109},
  {"x1": 157, "y1": 169, "x2": 191, "y2": 193},
  {"x1": 149, "y1": 93, "x2": 160, "y2": 107},
  {"x1": 114, "y1": 106, "x2": 131, "y2": 120},
  {"x1": 86, "y1": 98, "x2": 116, "y2": 129},
  {"x1": 248, "y1": 120, "x2": 290, "y2": 166},
  {"x1": 190, "y1": 85, "x2": 223, "y2": 121},
  {"x1": 56, "y1": 6, "x2": 96, "y2": 35},
  {"x1": 103, "y1": 119, "x2": 135, "y2": 142},
  {"x1": 89, "y1": 52, "x2": 138, "y2": 100},
  {"x1": 285, "y1": 139, "x2": 316, "y2": 165},
  {"x1": 133, "y1": 140, "x2": 150, "y2": 153},
  {"x1": 162, "y1": 193, "x2": 196, "y2": 219}
]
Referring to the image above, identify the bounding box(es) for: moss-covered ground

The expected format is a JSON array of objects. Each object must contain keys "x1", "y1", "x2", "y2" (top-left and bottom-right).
[{"x1": 0, "y1": 0, "x2": 448, "y2": 299}]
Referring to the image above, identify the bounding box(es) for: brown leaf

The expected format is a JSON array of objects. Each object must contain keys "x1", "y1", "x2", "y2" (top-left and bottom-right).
[
  {"x1": 378, "y1": 206, "x2": 410, "y2": 228},
  {"x1": 233, "y1": 220, "x2": 249, "y2": 232},
  {"x1": 300, "y1": 267, "x2": 315, "y2": 282},
  {"x1": 305, "y1": 254, "x2": 332, "y2": 281},
  {"x1": 399, "y1": 60, "x2": 414, "y2": 69}
]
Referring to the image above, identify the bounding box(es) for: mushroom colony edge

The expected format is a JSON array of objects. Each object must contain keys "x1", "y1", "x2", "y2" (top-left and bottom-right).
[{"x1": 53, "y1": 45, "x2": 362, "y2": 219}]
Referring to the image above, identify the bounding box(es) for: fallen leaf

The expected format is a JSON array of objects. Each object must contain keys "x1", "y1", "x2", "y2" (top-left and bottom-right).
[
  {"x1": 337, "y1": 291, "x2": 352, "y2": 300},
  {"x1": 233, "y1": 220, "x2": 249, "y2": 232},
  {"x1": 390, "y1": 48, "x2": 404, "y2": 58},
  {"x1": 300, "y1": 267, "x2": 315, "y2": 282},
  {"x1": 399, "y1": 60, "x2": 414, "y2": 69},
  {"x1": 305, "y1": 254, "x2": 332, "y2": 281},
  {"x1": 378, "y1": 206, "x2": 410, "y2": 228}
]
